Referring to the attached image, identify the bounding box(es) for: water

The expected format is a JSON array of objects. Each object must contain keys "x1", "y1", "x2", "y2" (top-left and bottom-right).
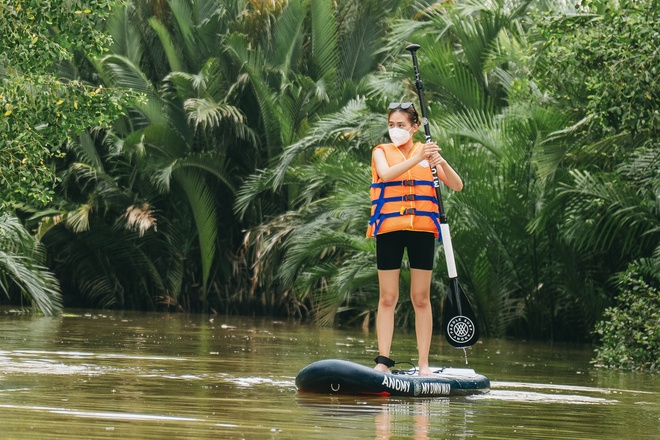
[{"x1": 0, "y1": 311, "x2": 658, "y2": 439}]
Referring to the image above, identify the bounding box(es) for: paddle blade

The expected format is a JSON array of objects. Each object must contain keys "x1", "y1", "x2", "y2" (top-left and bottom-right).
[{"x1": 442, "y1": 277, "x2": 479, "y2": 348}]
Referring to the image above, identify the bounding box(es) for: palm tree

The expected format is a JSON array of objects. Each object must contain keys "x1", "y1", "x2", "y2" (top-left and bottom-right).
[
  {"x1": 233, "y1": 0, "x2": 413, "y2": 316},
  {"x1": 236, "y1": 99, "x2": 387, "y2": 321},
  {"x1": 0, "y1": 212, "x2": 62, "y2": 315},
  {"x1": 39, "y1": 0, "x2": 255, "y2": 311}
]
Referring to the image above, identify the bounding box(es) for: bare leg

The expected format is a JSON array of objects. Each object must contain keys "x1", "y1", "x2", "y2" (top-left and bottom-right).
[
  {"x1": 375, "y1": 269, "x2": 400, "y2": 373},
  {"x1": 410, "y1": 268, "x2": 434, "y2": 376}
]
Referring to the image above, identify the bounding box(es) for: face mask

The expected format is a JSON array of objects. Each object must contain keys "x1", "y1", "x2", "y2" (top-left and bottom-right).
[{"x1": 388, "y1": 127, "x2": 413, "y2": 146}]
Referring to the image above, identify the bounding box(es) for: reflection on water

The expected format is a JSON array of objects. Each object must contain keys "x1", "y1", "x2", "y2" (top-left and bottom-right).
[{"x1": 0, "y1": 311, "x2": 658, "y2": 439}]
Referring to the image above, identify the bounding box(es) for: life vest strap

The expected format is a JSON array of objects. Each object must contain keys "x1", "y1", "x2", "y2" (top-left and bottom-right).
[
  {"x1": 371, "y1": 194, "x2": 437, "y2": 205},
  {"x1": 370, "y1": 209, "x2": 443, "y2": 241},
  {"x1": 370, "y1": 180, "x2": 435, "y2": 189}
]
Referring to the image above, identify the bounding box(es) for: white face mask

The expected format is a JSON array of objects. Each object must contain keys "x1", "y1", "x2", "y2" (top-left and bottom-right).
[{"x1": 388, "y1": 127, "x2": 413, "y2": 146}]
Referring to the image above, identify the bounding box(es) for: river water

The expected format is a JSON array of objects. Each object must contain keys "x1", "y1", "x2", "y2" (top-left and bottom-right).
[{"x1": 0, "y1": 311, "x2": 657, "y2": 439}]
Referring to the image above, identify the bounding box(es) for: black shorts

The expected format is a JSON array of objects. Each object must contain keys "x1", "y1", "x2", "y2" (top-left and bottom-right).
[{"x1": 376, "y1": 231, "x2": 435, "y2": 271}]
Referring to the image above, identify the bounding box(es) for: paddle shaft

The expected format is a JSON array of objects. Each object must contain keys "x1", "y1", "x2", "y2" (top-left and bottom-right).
[{"x1": 406, "y1": 44, "x2": 458, "y2": 278}]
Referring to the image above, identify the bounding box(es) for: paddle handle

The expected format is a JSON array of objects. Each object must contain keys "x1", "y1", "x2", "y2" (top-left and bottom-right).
[{"x1": 406, "y1": 43, "x2": 447, "y2": 221}]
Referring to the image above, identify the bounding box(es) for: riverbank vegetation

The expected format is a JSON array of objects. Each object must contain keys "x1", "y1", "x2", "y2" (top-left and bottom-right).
[{"x1": 1, "y1": 0, "x2": 658, "y2": 369}]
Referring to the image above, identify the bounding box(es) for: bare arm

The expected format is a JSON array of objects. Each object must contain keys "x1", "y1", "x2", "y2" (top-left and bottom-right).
[
  {"x1": 373, "y1": 143, "x2": 440, "y2": 182},
  {"x1": 374, "y1": 144, "x2": 463, "y2": 192},
  {"x1": 433, "y1": 156, "x2": 463, "y2": 192}
]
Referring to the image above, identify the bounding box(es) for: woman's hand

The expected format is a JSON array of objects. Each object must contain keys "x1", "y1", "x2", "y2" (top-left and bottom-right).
[
  {"x1": 417, "y1": 142, "x2": 441, "y2": 161},
  {"x1": 427, "y1": 153, "x2": 446, "y2": 167},
  {"x1": 419, "y1": 142, "x2": 463, "y2": 191},
  {"x1": 418, "y1": 142, "x2": 445, "y2": 166}
]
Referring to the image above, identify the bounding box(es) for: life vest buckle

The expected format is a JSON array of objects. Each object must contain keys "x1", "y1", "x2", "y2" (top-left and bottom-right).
[
  {"x1": 404, "y1": 194, "x2": 415, "y2": 201},
  {"x1": 401, "y1": 208, "x2": 416, "y2": 215},
  {"x1": 402, "y1": 180, "x2": 415, "y2": 186}
]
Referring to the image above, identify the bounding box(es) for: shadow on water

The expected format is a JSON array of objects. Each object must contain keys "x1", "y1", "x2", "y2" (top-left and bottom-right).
[{"x1": 0, "y1": 311, "x2": 658, "y2": 439}]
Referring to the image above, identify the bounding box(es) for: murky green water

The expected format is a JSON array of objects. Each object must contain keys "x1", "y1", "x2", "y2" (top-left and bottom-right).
[{"x1": 0, "y1": 311, "x2": 658, "y2": 439}]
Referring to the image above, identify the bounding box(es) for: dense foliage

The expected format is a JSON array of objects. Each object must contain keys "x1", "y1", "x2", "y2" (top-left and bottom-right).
[
  {"x1": 1, "y1": 0, "x2": 130, "y2": 313},
  {"x1": 1, "y1": 0, "x2": 658, "y2": 369},
  {"x1": 594, "y1": 265, "x2": 659, "y2": 371},
  {"x1": 0, "y1": 0, "x2": 129, "y2": 207}
]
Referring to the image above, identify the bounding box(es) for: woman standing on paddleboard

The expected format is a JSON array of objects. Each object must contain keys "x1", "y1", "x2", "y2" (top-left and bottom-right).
[{"x1": 367, "y1": 102, "x2": 463, "y2": 376}]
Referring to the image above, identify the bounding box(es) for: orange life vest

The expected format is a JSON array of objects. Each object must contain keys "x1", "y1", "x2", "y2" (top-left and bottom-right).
[{"x1": 367, "y1": 142, "x2": 441, "y2": 239}]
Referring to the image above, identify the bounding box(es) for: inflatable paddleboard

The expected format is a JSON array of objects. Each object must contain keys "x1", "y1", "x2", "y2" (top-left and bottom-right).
[{"x1": 295, "y1": 359, "x2": 489, "y2": 397}]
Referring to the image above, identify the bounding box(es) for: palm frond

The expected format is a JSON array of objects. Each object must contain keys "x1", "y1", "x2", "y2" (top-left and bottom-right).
[
  {"x1": 0, "y1": 251, "x2": 63, "y2": 315},
  {"x1": 233, "y1": 168, "x2": 280, "y2": 221},
  {"x1": 64, "y1": 203, "x2": 93, "y2": 233},
  {"x1": 452, "y1": 0, "x2": 532, "y2": 80},
  {"x1": 174, "y1": 169, "x2": 218, "y2": 291},
  {"x1": 149, "y1": 16, "x2": 186, "y2": 73},
  {"x1": 310, "y1": 0, "x2": 339, "y2": 83},
  {"x1": 167, "y1": 0, "x2": 198, "y2": 68},
  {"x1": 278, "y1": 224, "x2": 368, "y2": 288},
  {"x1": 106, "y1": 3, "x2": 145, "y2": 65},
  {"x1": 443, "y1": 109, "x2": 506, "y2": 158},
  {"x1": 271, "y1": 100, "x2": 381, "y2": 188},
  {"x1": 173, "y1": 152, "x2": 234, "y2": 194},
  {"x1": 0, "y1": 213, "x2": 62, "y2": 315},
  {"x1": 468, "y1": 248, "x2": 523, "y2": 337},
  {"x1": 271, "y1": 0, "x2": 306, "y2": 69},
  {"x1": 98, "y1": 54, "x2": 168, "y2": 125},
  {"x1": 423, "y1": 40, "x2": 492, "y2": 112},
  {"x1": 139, "y1": 124, "x2": 189, "y2": 158},
  {"x1": 73, "y1": 131, "x2": 104, "y2": 170},
  {"x1": 225, "y1": 33, "x2": 284, "y2": 158},
  {"x1": 557, "y1": 170, "x2": 658, "y2": 256},
  {"x1": 618, "y1": 145, "x2": 660, "y2": 189},
  {"x1": 337, "y1": 0, "x2": 399, "y2": 82},
  {"x1": 184, "y1": 98, "x2": 246, "y2": 130},
  {"x1": 123, "y1": 203, "x2": 158, "y2": 237}
]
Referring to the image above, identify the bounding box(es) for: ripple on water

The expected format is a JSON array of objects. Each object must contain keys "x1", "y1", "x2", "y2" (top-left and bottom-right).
[{"x1": 470, "y1": 381, "x2": 640, "y2": 405}]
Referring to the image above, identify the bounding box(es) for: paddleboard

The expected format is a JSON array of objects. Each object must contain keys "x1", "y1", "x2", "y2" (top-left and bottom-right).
[{"x1": 295, "y1": 359, "x2": 490, "y2": 397}]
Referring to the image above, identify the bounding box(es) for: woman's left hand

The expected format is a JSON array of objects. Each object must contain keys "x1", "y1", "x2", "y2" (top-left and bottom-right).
[{"x1": 427, "y1": 152, "x2": 446, "y2": 167}]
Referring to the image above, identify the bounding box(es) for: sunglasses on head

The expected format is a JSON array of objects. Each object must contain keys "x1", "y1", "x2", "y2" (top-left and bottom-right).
[{"x1": 388, "y1": 102, "x2": 416, "y2": 110}]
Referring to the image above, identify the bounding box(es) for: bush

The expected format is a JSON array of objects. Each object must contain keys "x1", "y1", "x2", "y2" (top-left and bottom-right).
[{"x1": 593, "y1": 264, "x2": 659, "y2": 371}]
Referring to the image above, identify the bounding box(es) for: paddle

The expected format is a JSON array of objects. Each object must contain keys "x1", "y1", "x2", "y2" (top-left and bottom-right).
[{"x1": 406, "y1": 43, "x2": 479, "y2": 348}]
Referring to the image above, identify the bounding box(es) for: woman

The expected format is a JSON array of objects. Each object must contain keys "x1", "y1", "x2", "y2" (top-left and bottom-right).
[{"x1": 367, "y1": 102, "x2": 463, "y2": 376}]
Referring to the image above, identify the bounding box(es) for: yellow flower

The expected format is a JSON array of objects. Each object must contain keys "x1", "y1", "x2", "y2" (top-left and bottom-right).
[
  {"x1": 56, "y1": 100, "x2": 64, "y2": 105},
  {"x1": 84, "y1": 9, "x2": 91, "y2": 13},
  {"x1": 74, "y1": 10, "x2": 83, "y2": 14},
  {"x1": 4, "y1": 109, "x2": 12, "y2": 116},
  {"x1": 74, "y1": 101, "x2": 79, "y2": 109}
]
